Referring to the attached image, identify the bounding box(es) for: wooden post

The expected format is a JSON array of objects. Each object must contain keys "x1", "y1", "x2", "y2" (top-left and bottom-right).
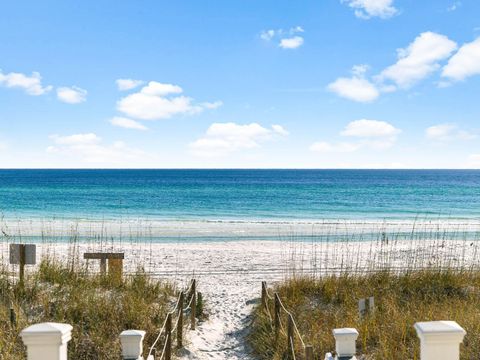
[
  {"x1": 191, "y1": 279, "x2": 196, "y2": 330},
  {"x1": 177, "y1": 292, "x2": 184, "y2": 348},
  {"x1": 10, "y1": 308, "x2": 16, "y2": 327},
  {"x1": 274, "y1": 293, "x2": 281, "y2": 344},
  {"x1": 305, "y1": 345, "x2": 314, "y2": 360},
  {"x1": 261, "y1": 281, "x2": 267, "y2": 309},
  {"x1": 165, "y1": 312, "x2": 172, "y2": 360},
  {"x1": 197, "y1": 292, "x2": 203, "y2": 316},
  {"x1": 99, "y1": 258, "x2": 107, "y2": 275},
  {"x1": 287, "y1": 313, "x2": 294, "y2": 360},
  {"x1": 19, "y1": 244, "x2": 26, "y2": 284}
]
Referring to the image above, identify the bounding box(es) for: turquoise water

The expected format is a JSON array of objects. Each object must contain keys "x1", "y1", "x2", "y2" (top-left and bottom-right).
[{"x1": 0, "y1": 169, "x2": 479, "y2": 221}]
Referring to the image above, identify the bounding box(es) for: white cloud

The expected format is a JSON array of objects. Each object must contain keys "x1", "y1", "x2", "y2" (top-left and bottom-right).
[
  {"x1": 56, "y1": 86, "x2": 87, "y2": 104},
  {"x1": 48, "y1": 133, "x2": 145, "y2": 164},
  {"x1": 447, "y1": 1, "x2": 461, "y2": 11},
  {"x1": 110, "y1": 117, "x2": 148, "y2": 131},
  {"x1": 260, "y1": 30, "x2": 275, "y2": 41},
  {"x1": 0, "y1": 70, "x2": 52, "y2": 95},
  {"x1": 116, "y1": 79, "x2": 144, "y2": 91},
  {"x1": 328, "y1": 76, "x2": 379, "y2": 102},
  {"x1": 189, "y1": 122, "x2": 288, "y2": 157},
  {"x1": 379, "y1": 32, "x2": 457, "y2": 88},
  {"x1": 442, "y1": 37, "x2": 480, "y2": 81},
  {"x1": 260, "y1": 27, "x2": 305, "y2": 49},
  {"x1": 310, "y1": 141, "x2": 360, "y2": 153},
  {"x1": 341, "y1": 119, "x2": 401, "y2": 137},
  {"x1": 311, "y1": 119, "x2": 400, "y2": 153},
  {"x1": 425, "y1": 123, "x2": 476, "y2": 141},
  {"x1": 200, "y1": 101, "x2": 223, "y2": 109},
  {"x1": 279, "y1": 36, "x2": 304, "y2": 49},
  {"x1": 117, "y1": 81, "x2": 220, "y2": 120},
  {"x1": 342, "y1": 0, "x2": 398, "y2": 19}
]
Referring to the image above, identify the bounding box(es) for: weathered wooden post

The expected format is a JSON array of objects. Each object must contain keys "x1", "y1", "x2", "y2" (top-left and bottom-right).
[
  {"x1": 287, "y1": 313, "x2": 295, "y2": 359},
  {"x1": 10, "y1": 307, "x2": 16, "y2": 327},
  {"x1": 332, "y1": 328, "x2": 359, "y2": 359},
  {"x1": 119, "y1": 329, "x2": 146, "y2": 360},
  {"x1": 10, "y1": 244, "x2": 36, "y2": 285},
  {"x1": 358, "y1": 298, "x2": 366, "y2": 318},
  {"x1": 274, "y1": 293, "x2": 281, "y2": 344},
  {"x1": 19, "y1": 244, "x2": 26, "y2": 283},
  {"x1": 261, "y1": 281, "x2": 267, "y2": 309},
  {"x1": 191, "y1": 279, "x2": 197, "y2": 330},
  {"x1": 165, "y1": 312, "x2": 172, "y2": 360},
  {"x1": 20, "y1": 322, "x2": 72, "y2": 360},
  {"x1": 414, "y1": 321, "x2": 466, "y2": 360},
  {"x1": 305, "y1": 345, "x2": 314, "y2": 360},
  {"x1": 177, "y1": 291, "x2": 184, "y2": 348}
]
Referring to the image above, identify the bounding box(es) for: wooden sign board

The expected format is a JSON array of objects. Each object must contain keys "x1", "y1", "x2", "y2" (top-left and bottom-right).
[{"x1": 9, "y1": 244, "x2": 36, "y2": 265}]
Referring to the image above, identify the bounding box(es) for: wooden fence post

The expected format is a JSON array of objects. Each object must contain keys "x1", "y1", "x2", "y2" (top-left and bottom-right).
[
  {"x1": 305, "y1": 345, "x2": 314, "y2": 360},
  {"x1": 191, "y1": 279, "x2": 196, "y2": 330},
  {"x1": 274, "y1": 293, "x2": 281, "y2": 344},
  {"x1": 10, "y1": 308, "x2": 16, "y2": 327},
  {"x1": 177, "y1": 292, "x2": 184, "y2": 348},
  {"x1": 19, "y1": 244, "x2": 26, "y2": 284},
  {"x1": 287, "y1": 313, "x2": 294, "y2": 360},
  {"x1": 165, "y1": 313, "x2": 172, "y2": 360},
  {"x1": 261, "y1": 281, "x2": 267, "y2": 309}
]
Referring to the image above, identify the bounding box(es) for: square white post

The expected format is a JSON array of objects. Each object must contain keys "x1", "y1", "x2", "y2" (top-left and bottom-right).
[
  {"x1": 415, "y1": 321, "x2": 466, "y2": 360},
  {"x1": 20, "y1": 322, "x2": 72, "y2": 360},
  {"x1": 332, "y1": 328, "x2": 359, "y2": 358},
  {"x1": 120, "y1": 329, "x2": 146, "y2": 360}
]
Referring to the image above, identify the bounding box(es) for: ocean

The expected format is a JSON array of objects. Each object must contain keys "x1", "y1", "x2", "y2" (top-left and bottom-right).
[{"x1": 0, "y1": 169, "x2": 479, "y2": 242}]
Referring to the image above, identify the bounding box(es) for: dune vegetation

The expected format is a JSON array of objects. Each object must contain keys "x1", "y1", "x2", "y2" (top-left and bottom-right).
[
  {"x1": 0, "y1": 260, "x2": 175, "y2": 360},
  {"x1": 250, "y1": 270, "x2": 480, "y2": 359}
]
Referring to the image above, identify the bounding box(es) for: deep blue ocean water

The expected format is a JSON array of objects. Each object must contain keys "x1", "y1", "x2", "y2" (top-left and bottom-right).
[{"x1": 0, "y1": 169, "x2": 479, "y2": 221}]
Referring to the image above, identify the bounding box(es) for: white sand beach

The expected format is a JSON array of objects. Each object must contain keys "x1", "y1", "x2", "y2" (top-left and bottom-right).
[{"x1": 2, "y1": 234, "x2": 480, "y2": 359}]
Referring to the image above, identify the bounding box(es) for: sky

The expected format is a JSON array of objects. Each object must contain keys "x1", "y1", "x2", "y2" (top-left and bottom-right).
[{"x1": 1, "y1": 0, "x2": 480, "y2": 169}]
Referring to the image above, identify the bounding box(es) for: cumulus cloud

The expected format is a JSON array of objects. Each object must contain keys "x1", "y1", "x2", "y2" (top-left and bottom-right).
[
  {"x1": 378, "y1": 32, "x2": 457, "y2": 88},
  {"x1": 116, "y1": 81, "x2": 220, "y2": 120},
  {"x1": 425, "y1": 123, "x2": 476, "y2": 141},
  {"x1": 279, "y1": 36, "x2": 304, "y2": 49},
  {"x1": 310, "y1": 141, "x2": 360, "y2": 153},
  {"x1": 56, "y1": 86, "x2": 87, "y2": 104},
  {"x1": 442, "y1": 37, "x2": 480, "y2": 81},
  {"x1": 48, "y1": 133, "x2": 145, "y2": 164},
  {"x1": 260, "y1": 26, "x2": 305, "y2": 49},
  {"x1": 110, "y1": 117, "x2": 148, "y2": 131},
  {"x1": 116, "y1": 79, "x2": 144, "y2": 91},
  {"x1": 189, "y1": 122, "x2": 288, "y2": 157},
  {"x1": 0, "y1": 70, "x2": 52, "y2": 95},
  {"x1": 342, "y1": 0, "x2": 398, "y2": 19},
  {"x1": 311, "y1": 119, "x2": 401, "y2": 153},
  {"x1": 341, "y1": 119, "x2": 401, "y2": 137},
  {"x1": 328, "y1": 65, "x2": 379, "y2": 102}
]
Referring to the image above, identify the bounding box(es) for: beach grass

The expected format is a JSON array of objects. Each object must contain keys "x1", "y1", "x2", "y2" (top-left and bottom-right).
[
  {"x1": 250, "y1": 270, "x2": 480, "y2": 359},
  {"x1": 0, "y1": 259, "x2": 175, "y2": 360}
]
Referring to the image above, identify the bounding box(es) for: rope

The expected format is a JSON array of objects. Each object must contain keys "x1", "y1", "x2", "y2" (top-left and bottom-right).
[{"x1": 148, "y1": 279, "x2": 196, "y2": 357}]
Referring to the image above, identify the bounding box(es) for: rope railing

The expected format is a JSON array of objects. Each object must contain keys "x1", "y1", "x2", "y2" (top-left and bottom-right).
[
  {"x1": 148, "y1": 279, "x2": 198, "y2": 360},
  {"x1": 261, "y1": 281, "x2": 314, "y2": 360}
]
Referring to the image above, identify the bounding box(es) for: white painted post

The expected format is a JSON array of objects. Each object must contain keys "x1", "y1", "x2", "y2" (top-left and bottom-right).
[
  {"x1": 414, "y1": 321, "x2": 466, "y2": 360},
  {"x1": 120, "y1": 329, "x2": 146, "y2": 360},
  {"x1": 20, "y1": 322, "x2": 72, "y2": 360},
  {"x1": 332, "y1": 328, "x2": 359, "y2": 358}
]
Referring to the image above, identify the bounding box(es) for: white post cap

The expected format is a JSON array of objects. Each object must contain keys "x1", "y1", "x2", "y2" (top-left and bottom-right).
[
  {"x1": 120, "y1": 329, "x2": 146, "y2": 360},
  {"x1": 20, "y1": 322, "x2": 73, "y2": 360},
  {"x1": 415, "y1": 321, "x2": 466, "y2": 360},
  {"x1": 332, "y1": 328, "x2": 359, "y2": 357}
]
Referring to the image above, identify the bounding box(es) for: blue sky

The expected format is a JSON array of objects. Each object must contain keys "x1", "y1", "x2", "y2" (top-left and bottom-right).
[{"x1": 1, "y1": 0, "x2": 480, "y2": 168}]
